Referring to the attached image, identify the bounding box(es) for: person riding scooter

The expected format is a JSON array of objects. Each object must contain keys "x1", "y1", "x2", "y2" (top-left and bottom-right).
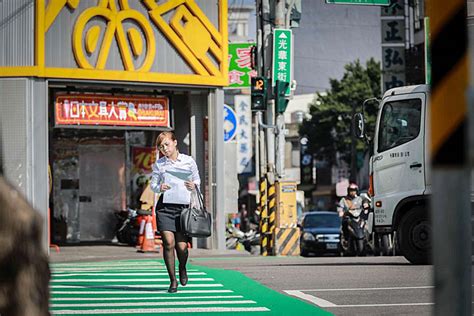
[{"x1": 337, "y1": 183, "x2": 360, "y2": 240}]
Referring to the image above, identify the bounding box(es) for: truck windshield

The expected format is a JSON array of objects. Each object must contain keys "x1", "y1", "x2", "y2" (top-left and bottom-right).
[{"x1": 378, "y1": 98, "x2": 422, "y2": 152}]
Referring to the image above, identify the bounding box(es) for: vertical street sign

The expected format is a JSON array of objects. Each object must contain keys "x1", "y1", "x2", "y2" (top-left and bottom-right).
[
  {"x1": 235, "y1": 95, "x2": 253, "y2": 174},
  {"x1": 381, "y1": 0, "x2": 406, "y2": 93},
  {"x1": 326, "y1": 0, "x2": 389, "y2": 5},
  {"x1": 424, "y1": 17, "x2": 431, "y2": 85},
  {"x1": 272, "y1": 29, "x2": 292, "y2": 96}
]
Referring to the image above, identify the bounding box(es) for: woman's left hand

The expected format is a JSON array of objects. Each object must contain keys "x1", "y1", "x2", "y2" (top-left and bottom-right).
[{"x1": 184, "y1": 181, "x2": 196, "y2": 191}]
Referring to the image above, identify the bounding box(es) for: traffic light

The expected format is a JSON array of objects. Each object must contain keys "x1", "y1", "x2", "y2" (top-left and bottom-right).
[
  {"x1": 274, "y1": 80, "x2": 290, "y2": 113},
  {"x1": 251, "y1": 76, "x2": 267, "y2": 111}
]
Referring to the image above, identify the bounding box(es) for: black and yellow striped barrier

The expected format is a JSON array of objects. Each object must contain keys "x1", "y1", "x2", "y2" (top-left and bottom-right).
[
  {"x1": 429, "y1": 0, "x2": 467, "y2": 165},
  {"x1": 259, "y1": 177, "x2": 269, "y2": 256},
  {"x1": 267, "y1": 182, "x2": 276, "y2": 255},
  {"x1": 274, "y1": 228, "x2": 300, "y2": 256}
]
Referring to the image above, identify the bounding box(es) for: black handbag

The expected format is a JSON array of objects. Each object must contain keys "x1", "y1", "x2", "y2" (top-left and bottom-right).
[{"x1": 180, "y1": 186, "x2": 212, "y2": 238}]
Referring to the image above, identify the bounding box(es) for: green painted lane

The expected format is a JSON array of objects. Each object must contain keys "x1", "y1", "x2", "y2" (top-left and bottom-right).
[{"x1": 50, "y1": 259, "x2": 332, "y2": 316}]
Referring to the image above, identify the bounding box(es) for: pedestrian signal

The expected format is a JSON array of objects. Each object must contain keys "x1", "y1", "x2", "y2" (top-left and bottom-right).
[
  {"x1": 251, "y1": 77, "x2": 267, "y2": 111},
  {"x1": 275, "y1": 80, "x2": 290, "y2": 113}
]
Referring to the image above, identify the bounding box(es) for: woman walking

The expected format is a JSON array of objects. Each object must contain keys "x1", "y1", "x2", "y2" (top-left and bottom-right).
[{"x1": 150, "y1": 131, "x2": 201, "y2": 293}]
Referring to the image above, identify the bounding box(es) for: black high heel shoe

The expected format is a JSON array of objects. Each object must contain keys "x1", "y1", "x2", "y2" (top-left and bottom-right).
[
  {"x1": 168, "y1": 282, "x2": 178, "y2": 293},
  {"x1": 179, "y1": 266, "x2": 188, "y2": 286}
]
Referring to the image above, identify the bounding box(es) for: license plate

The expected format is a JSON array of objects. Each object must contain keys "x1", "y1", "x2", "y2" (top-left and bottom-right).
[{"x1": 326, "y1": 243, "x2": 338, "y2": 249}]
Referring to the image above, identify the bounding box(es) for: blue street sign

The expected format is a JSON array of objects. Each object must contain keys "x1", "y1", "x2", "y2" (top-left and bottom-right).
[{"x1": 224, "y1": 104, "x2": 238, "y2": 142}]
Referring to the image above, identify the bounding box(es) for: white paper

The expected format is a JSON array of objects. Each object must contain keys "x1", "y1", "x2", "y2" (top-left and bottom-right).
[
  {"x1": 162, "y1": 172, "x2": 191, "y2": 204},
  {"x1": 165, "y1": 168, "x2": 192, "y2": 181}
]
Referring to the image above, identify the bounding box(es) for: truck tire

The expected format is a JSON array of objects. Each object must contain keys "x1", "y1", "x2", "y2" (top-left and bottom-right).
[{"x1": 398, "y1": 206, "x2": 431, "y2": 264}]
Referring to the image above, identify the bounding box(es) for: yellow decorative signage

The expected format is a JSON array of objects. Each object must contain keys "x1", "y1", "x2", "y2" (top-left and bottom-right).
[{"x1": 0, "y1": 0, "x2": 228, "y2": 86}]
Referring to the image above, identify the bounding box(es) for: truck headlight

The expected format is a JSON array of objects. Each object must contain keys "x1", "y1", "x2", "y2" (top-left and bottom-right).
[{"x1": 303, "y1": 232, "x2": 315, "y2": 241}]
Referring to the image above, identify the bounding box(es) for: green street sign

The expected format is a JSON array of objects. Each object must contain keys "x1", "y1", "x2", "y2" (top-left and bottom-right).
[
  {"x1": 326, "y1": 0, "x2": 390, "y2": 5},
  {"x1": 272, "y1": 29, "x2": 292, "y2": 96}
]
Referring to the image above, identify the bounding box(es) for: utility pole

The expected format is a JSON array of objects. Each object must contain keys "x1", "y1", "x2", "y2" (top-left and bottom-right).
[{"x1": 429, "y1": 0, "x2": 471, "y2": 315}]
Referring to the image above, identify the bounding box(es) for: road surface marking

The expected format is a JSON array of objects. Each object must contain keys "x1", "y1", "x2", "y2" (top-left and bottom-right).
[
  {"x1": 52, "y1": 268, "x2": 194, "y2": 272},
  {"x1": 52, "y1": 307, "x2": 271, "y2": 314},
  {"x1": 51, "y1": 295, "x2": 244, "y2": 301},
  {"x1": 51, "y1": 289, "x2": 234, "y2": 294},
  {"x1": 51, "y1": 300, "x2": 257, "y2": 307},
  {"x1": 333, "y1": 302, "x2": 435, "y2": 307},
  {"x1": 284, "y1": 290, "x2": 337, "y2": 307},
  {"x1": 51, "y1": 278, "x2": 214, "y2": 282},
  {"x1": 51, "y1": 284, "x2": 224, "y2": 288},
  {"x1": 296, "y1": 285, "x2": 434, "y2": 292},
  {"x1": 52, "y1": 272, "x2": 206, "y2": 277}
]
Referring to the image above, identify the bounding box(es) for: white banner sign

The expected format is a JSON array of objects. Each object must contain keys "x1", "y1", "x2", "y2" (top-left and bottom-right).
[{"x1": 235, "y1": 95, "x2": 253, "y2": 174}]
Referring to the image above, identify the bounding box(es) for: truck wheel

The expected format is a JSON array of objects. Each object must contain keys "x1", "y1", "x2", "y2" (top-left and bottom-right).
[{"x1": 398, "y1": 206, "x2": 431, "y2": 264}]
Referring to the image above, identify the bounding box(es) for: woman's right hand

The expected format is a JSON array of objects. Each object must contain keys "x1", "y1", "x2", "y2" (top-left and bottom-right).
[{"x1": 160, "y1": 183, "x2": 171, "y2": 191}]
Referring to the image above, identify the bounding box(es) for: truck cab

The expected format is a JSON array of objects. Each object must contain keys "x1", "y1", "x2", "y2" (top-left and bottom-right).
[{"x1": 356, "y1": 84, "x2": 431, "y2": 264}]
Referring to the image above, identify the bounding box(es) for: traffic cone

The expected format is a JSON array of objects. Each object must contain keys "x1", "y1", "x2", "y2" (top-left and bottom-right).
[
  {"x1": 136, "y1": 215, "x2": 146, "y2": 249},
  {"x1": 137, "y1": 215, "x2": 159, "y2": 253}
]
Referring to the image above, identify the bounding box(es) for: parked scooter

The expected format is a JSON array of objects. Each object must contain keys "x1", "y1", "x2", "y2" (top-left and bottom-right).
[
  {"x1": 226, "y1": 226, "x2": 261, "y2": 255},
  {"x1": 340, "y1": 196, "x2": 369, "y2": 256},
  {"x1": 114, "y1": 208, "x2": 140, "y2": 246}
]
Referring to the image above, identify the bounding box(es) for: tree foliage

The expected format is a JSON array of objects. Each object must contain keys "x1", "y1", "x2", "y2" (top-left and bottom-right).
[{"x1": 299, "y1": 58, "x2": 381, "y2": 165}]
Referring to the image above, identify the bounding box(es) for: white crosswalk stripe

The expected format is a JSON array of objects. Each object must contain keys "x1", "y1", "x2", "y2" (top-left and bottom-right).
[
  {"x1": 51, "y1": 289, "x2": 234, "y2": 294},
  {"x1": 51, "y1": 295, "x2": 245, "y2": 301},
  {"x1": 52, "y1": 307, "x2": 271, "y2": 314},
  {"x1": 51, "y1": 283, "x2": 224, "y2": 288},
  {"x1": 52, "y1": 272, "x2": 206, "y2": 277},
  {"x1": 51, "y1": 300, "x2": 257, "y2": 307},
  {"x1": 50, "y1": 278, "x2": 214, "y2": 282}
]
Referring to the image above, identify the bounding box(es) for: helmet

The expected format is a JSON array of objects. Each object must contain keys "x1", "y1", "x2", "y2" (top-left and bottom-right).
[{"x1": 347, "y1": 183, "x2": 358, "y2": 194}]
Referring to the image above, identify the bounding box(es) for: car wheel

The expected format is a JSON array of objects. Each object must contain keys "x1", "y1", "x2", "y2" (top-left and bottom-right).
[{"x1": 300, "y1": 249, "x2": 310, "y2": 257}]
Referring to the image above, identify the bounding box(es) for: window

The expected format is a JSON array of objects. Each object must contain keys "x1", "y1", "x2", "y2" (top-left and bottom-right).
[
  {"x1": 303, "y1": 214, "x2": 340, "y2": 228},
  {"x1": 378, "y1": 98, "x2": 422, "y2": 152}
]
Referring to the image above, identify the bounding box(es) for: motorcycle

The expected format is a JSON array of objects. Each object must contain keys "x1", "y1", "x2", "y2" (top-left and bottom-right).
[
  {"x1": 114, "y1": 208, "x2": 140, "y2": 246},
  {"x1": 340, "y1": 196, "x2": 370, "y2": 256},
  {"x1": 226, "y1": 226, "x2": 261, "y2": 255}
]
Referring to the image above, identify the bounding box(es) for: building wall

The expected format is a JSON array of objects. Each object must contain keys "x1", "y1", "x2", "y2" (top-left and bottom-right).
[
  {"x1": 0, "y1": 78, "x2": 49, "y2": 249},
  {"x1": 0, "y1": 0, "x2": 34, "y2": 66},
  {"x1": 293, "y1": 0, "x2": 381, "y2": 94}
]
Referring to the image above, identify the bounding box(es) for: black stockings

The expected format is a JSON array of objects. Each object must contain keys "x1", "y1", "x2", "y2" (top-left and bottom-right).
[{"x1": 160, "y1": 231, "x2": 188, "y2": 286}]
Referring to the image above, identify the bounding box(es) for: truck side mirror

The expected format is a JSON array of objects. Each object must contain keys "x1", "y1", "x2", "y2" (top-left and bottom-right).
[{"x1": 353, "y1": 113, "x2": 365, "y2": 139}]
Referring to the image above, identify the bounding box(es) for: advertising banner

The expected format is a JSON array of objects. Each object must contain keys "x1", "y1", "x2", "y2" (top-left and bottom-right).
[
  {"x1": 228, "y1": 43, "x2": 256, "y2": 88},
  {"x1": 55, "y1": 95, "x2": 170, "y2": 128}
]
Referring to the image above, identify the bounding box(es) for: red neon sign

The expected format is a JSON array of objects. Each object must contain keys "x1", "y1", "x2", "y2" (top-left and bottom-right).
[{"x1": 55, "y1": 95, "x2": 170, "y2": 128}]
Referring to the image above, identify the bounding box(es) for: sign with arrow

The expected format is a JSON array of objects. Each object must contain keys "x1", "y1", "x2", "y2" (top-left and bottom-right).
[{"x1": 272, "y1": 29, "x2": 292, "y2": 96}]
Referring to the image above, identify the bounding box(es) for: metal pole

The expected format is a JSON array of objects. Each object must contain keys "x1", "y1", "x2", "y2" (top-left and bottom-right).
[
  {"x1": 255, "y1": 114, "x2": 260, "y2": 203},
  {"x1": 274, "y1": 0, "x2": 286, "y2": 179},
  {"x1": 429, "y1": 1, "x2": 471, "y2": 314}
]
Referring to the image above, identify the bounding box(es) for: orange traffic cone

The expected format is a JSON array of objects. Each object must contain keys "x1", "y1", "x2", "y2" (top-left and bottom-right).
[
  {"x1": 137, "y1": 215, "x2": 159, "y2": 253},
  {"x1": 136, "y1": 215, "x2": 146, "y2": 249}
]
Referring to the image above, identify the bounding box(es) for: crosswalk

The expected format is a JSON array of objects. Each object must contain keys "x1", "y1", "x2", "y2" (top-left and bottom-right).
[{"x1": 50, "y1": 260, "x2": 271, "y2": 315}]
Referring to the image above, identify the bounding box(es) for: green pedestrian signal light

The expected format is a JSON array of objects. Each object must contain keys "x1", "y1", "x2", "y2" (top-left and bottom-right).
[
  {"x1": 275, "y1": 80, "x2": 290, "y2": 113},
  {"x1": 251, "y1": 77, "x2": 267, "y2": 111}
]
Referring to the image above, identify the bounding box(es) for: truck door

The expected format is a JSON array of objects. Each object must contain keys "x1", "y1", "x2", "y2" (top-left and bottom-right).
[{"x1": 372, "y1": 93, "x2": 426, "y2": 226}]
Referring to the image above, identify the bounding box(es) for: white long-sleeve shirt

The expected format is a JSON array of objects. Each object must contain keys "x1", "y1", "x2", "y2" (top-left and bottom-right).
[{"x1": 150, "y1": 153, "x2": 201, "y2": 194}]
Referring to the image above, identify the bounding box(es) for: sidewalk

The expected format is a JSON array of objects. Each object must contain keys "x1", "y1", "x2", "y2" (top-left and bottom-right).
[{"x1": 49, "y1": 245, "x2": 252, "y2": 263}]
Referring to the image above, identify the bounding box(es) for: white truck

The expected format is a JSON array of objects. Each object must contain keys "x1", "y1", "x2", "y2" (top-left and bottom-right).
[{"x1": 355, "y1": 84, "x2": 433, "y2": 264}]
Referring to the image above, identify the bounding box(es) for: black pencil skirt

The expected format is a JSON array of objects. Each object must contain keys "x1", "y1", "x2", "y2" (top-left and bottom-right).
[{"x1": 155, "y1": 195, "x2": 188, "y2": 233}]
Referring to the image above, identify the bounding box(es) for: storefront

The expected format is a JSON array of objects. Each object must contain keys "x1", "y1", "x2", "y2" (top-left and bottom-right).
[{"x1": 0, "y1": 0, "x2": 228, "y2": 250}]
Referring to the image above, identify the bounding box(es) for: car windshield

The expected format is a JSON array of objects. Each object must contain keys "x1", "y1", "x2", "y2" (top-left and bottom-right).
[{"x1": 303, "y1": 214, "x2": 340, "y2": 228}]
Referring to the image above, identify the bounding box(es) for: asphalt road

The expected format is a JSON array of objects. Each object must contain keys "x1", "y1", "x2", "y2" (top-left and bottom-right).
[{"x1": 189, "y1": 255, "x2": 453, "y2": 316}]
